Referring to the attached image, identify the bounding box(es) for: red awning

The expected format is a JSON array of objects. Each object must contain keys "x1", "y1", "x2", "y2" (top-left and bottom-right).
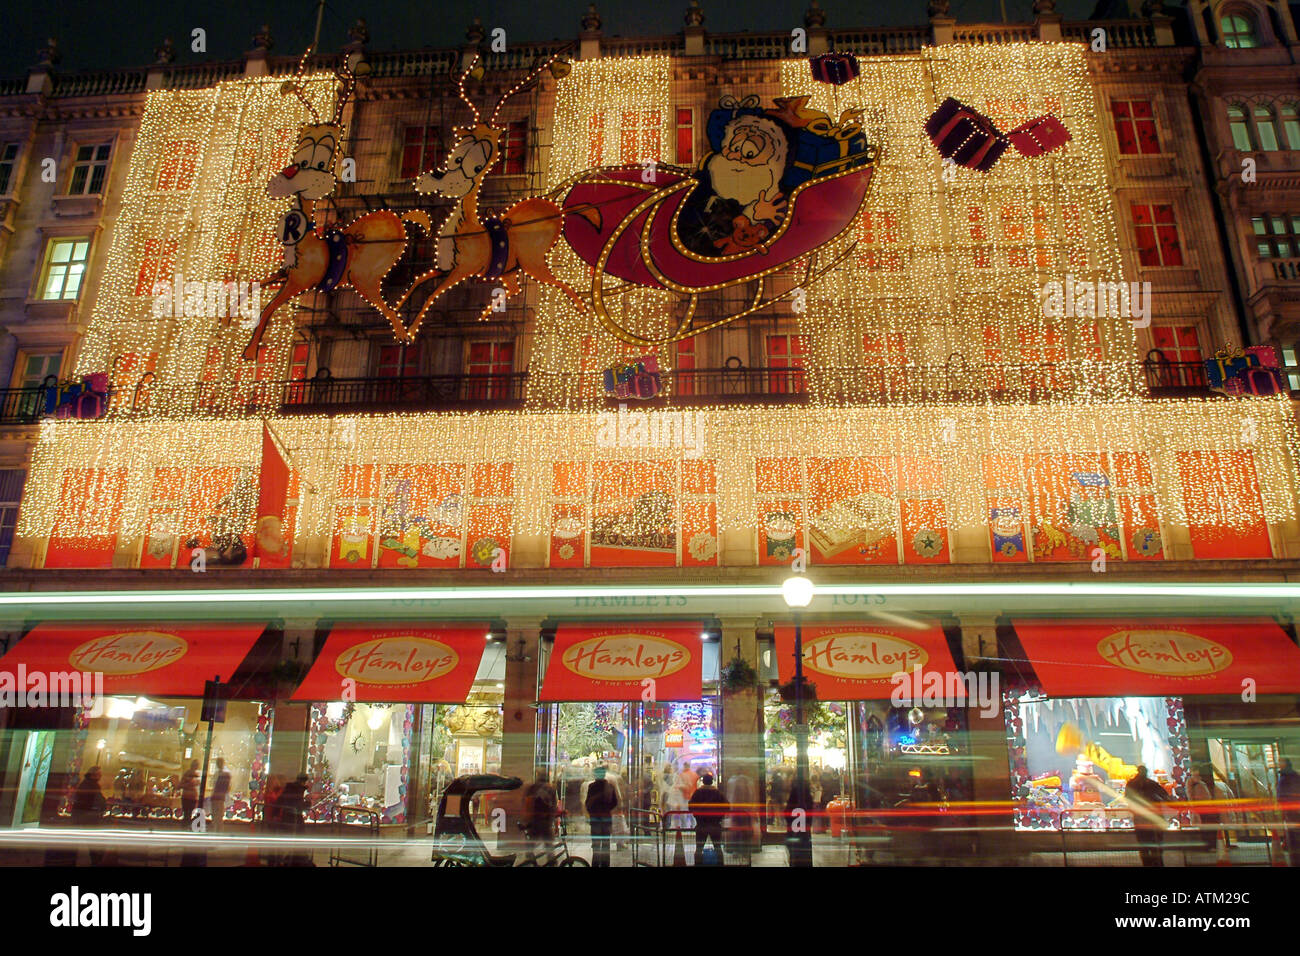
[
  {"x1": 773, "y1": 621, "x2": 963, "y2": 701},
  {"x1": 291, "y1": 625, "x2": 488, "y2": 703},
  {"x1": 540, "y1": 623, "x2": 704, "y2": 702},
  {"x1": 1011, "y1": 618, "x2": 1300, "y2": 697},
  {"x1": 0, "y1": 622, "x2": 266, "y2": 698}
]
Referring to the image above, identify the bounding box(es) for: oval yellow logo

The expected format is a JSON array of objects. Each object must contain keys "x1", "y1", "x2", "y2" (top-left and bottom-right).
[
  {"x1": 561, "y1": 633, "x2": 691, "y2": 681},
  {"x1": 334, "y1": 637, "x2": 460, "y2": 685},
  {"x1": 802, "y1": 632, "x2": 928, "y2": 680},
  {"x1": 69, "y1": 631, "x2": 189, "y2": 675},
  {"x1": 1097, "y1": 629, "x2": 1232, "y2": 677}
]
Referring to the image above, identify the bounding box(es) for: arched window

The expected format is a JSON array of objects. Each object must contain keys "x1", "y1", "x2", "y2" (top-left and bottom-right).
[
  {"x1": 1254, "y1": 104, "x2": 1280, "y2": 150},
  {"x1": 1220, "y1": 13, "x2": 1260, "y2": 48},
  {"x1": 1228, "y1": 104, "x2": 1254, "y2": 150},
  {"x1": 1281, "y1": 103, "x2": 1300, "y2": 149}
]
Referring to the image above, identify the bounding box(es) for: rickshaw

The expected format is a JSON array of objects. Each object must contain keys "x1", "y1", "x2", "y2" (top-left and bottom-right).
[{"x1": 429, "y1": 774, "x2": 589, "y2": 867}]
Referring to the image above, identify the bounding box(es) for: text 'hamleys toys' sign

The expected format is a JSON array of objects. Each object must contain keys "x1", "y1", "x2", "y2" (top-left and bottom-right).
[
  {"x1": 0, "y1": 622, "x2": 267, "y2": 697},
  {"x1": 1012, "y1": 617, "x2": 1300, "y2": 697},
  {"x1": 541, "y1": 624, "x2": 703, "y2": 701},
  {"x1": 774, "y1": 622, "x2": 959, "y2": 700},
  {"x1": 293, "y1": 626, "x2": 487, "y2": 703}
]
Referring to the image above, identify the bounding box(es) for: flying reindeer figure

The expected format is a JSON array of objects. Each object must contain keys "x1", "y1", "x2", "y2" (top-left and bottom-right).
[
  {"x1": 401, "y1": 52, "x2": 599, "y2": 341},
  {"x1": 242, "y1": 51, "x2": 431, "y2": 360}
]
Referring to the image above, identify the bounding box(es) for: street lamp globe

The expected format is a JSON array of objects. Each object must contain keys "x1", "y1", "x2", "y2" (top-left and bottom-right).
[{"x1": 781, "y1": 575, "x2": 814, "y2": 608}]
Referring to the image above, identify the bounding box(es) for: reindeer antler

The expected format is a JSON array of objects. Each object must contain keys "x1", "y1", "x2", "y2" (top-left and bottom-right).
[
  {"x1": 279, "y1": 47, "x2": 322, "y2": 124},
  {"x1": 456, "y1": 53, "x2": 483, "y2": 126},
  {"x1": 330, "y1": 51, "x2": 368, "y2": 126},
  {"x1": 488, "y1": 47, "x2": 570, "y2": 129}
]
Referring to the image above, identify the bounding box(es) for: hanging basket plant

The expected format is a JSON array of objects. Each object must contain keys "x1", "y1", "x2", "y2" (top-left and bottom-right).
[
  {"x1": 720, "y1": 656, "x2": 759, "y2": 694},
  {"x1": 778, "y1": 677, "x2": 817, "y2": 704}
]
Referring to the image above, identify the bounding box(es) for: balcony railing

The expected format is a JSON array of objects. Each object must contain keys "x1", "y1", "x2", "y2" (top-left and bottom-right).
[
  {"x1": 0, "y1": 386, "x2": 48, "y2": 424},
  {"x1": 1142, "y1": 359, "x2": 1210, "y2": 396},
  {"x1": 278, "y1": 372, "x2": 529, "y2": 413}
]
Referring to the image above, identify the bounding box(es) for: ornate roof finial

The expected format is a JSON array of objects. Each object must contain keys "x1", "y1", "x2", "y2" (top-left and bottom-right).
[
  {"x1": 805, "y1": 0, "x2": 827, "y2": 29},
  {"x1": 685, "y1": 1, "x2": 706, "y2": 27},
  {"x1": 927, "y1": 0, "x2": 952, "y2": 18},
  {"x1": 582, "y1": 4, "x2": 602, "y2": 32},
  {"x1": 1032, "y1": 0, "x2": 1057, "y2": 14},
  {"x1": 37, "y1": 37, "x2": 61, "y2": 67},
  {"x1": 347, "y1": 18, "x2": 370, "y2": 47},
  {"x1": 251, "y1": 24, "x2": 274, "y2": 52},
  {"x1": 154, "y1": 37, "x2": 176, "y2": 64},
  {"x1": 466, "y1": 16, "x2": 486, "y2": 44}
]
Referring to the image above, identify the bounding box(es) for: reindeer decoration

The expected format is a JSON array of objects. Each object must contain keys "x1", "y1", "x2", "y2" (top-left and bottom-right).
[
  {"x1": 400, "y1": 52, "x2": 598, "y2": 340},
  {"x1": 242, "y1": 50, "x2": 431, "y2": 360}
]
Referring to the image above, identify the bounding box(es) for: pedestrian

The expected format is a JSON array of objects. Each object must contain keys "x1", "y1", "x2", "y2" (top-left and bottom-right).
[
  {"x1": 209, "y1": 757, "x2": 232, "y2": 832},
  {"x1": 274, "y1": 773, "x2": 312, "y2": 866},
  {"x1": 1125, "y1": 765, "x2": 1170, "y2": 867},
  {"x1": 1277, "y1": 758, "x2": 1300, "y2": 866},
  {"x1": 675, "y1": 762, "x2": 699, "y2": 802},
  {"x1": 584, "y1": 765, "x2": 619, "y2": 867},
  {"x1": 71, "y1": 766, "x2": 108, "y2": 865},
  {"x1": 725, "y1": 770, "x2": 758, "y2": 863},
  {"x1": 262, "y1": 775, "x2": 285, "y2": 866},
  {"x1": 180, "y1": 760, "x2": 201, "y2": 829},
  {"x1": 770, "y1": 768, "x2": 789, "y2": 828},
  {"x1": 1184, "y1": 768, "x2": 1214, "y2": 852},
  {"x1": 521, "y1": 772, "x2": 558, "y2": 854},
  {"x1": 688, "y1": 772, "x2": 729, "y2": 866}
]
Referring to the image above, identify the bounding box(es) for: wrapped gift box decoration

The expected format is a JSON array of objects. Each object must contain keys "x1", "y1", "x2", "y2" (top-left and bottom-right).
[
  {"x1": 1006, "y1": 115, "x2": 1072, "y2": 157},
  {"x1": 787, "y1": 126, "x2": 872, "y2": 187},
  {"x1": 808, "y1": 52, "x2": 860, "y2": 86},
  {"x1": 1240, "y1": 366, "x2": 1286, "y2": 396},
  {"x1": 1203, "y1": 350, "x2": 1256, "y2": 389},
  {"x1": 1244, "y1": 345, "x2": 1279, "y2": 368},
  {"x1": 925, "y1": 97, "x2": 1008, "y2": 172}
]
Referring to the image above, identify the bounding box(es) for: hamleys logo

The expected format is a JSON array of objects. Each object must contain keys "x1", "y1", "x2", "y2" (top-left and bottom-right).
[
  {"x1": 69, "y1": 632, "x2": 188, "y2": 675},
  {"x1": 561, "y1": 634, "x2": 689, "y2": 681},
  {"x1": 1097, "y1": 629, "x2": 1232, "y2": 677},
  {"x1": 802, "y1": 632, "x2": 927, "y2": 681},
  {"x1": 334, "y1": 637, "x2": 458, "y2": 685}
]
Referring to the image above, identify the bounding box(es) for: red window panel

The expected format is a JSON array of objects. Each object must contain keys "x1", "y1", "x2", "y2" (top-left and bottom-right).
[
  {"x1": 863, "y1": 333, "x2": 907, "y2": 396},
  {"x1": 766, "y1": 334, "x2": 807, "y2": 394},
  {"x1": 1079, "y1": 323, "x2": 1103, "y2": 362},
  {"x1": 288, "y1": 342, "x2": 309, "y2": 381},
  {"x1": 587, "y1": 112, "x2": 606, "y2": 167},
  {"x1": 467, "y1": 341, "x2": 514, "y2": 400},
  {"x1": 620, "y1": 110, "x2": 662, "y2": 165},
  {"x1": 860, "y1": 212, "x2": 901, "y2": 245},
  {"x1": 156, "y1": 141, "x2": 200, "y2": 191},
  {"x1": 134, "y1": 238, "x2": 179, "y2": 296},
  {"x1": 1132, "y1": 203, "x2": 1183, "y2": 267},
  {"x1": 982, "y1": 324, "x2": 1007, "y2": 391},
  {"x1": 378, "y1": 343, "x2": 421, "y2": 378},
  {"x1": 675, "y1": 108, "x2": 694, "y2": 166},
  {"x1": 1111, "y1": 100, "x2": 1160, "y2": 155},
  {"x1": 400, "y1": 126, "x2": 440, "y2": 180},
  {"x1": 111, "y1": 352, "x2": 158, "y2": 411},
  {"x1": 1151, "y1": 325, "x2": 1202, "y2": 364},
  {"x1": 579, "y1": 335, "x2": 599, "y2": 398},
  {"x1": 493, "y1": 120, "x2": 528, "y2": 175},
  {"x1": 967, "y1": 206, "x2": 987, "y2": 242},
  {"x1": 198, "y1": 345, "x2": 224, "y2": 409},
  {"x1": 675, "y1": 337, "x2": 696, "y2": 396}
]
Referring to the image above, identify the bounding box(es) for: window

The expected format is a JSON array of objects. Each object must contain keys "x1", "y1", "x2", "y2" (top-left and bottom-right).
[
  {"x1": 466, "y1": 341, "x2": 515, "y2": 400},
  {"x1": 1131, "y1": 203, "x2": 1183, "y2": 267},
  {"x1": 862, "y1": 332, "x2": 907, "y2": 395},
  {"x1": 1220, "y1": 13, "x2": 1259, "y2": 48},
  {"x1": 675, "y1": 108, "x2": 695, "y2": 166},
  {"x1": 1228, "y1": 105, "x2": 1253, "y2": 150},
  {"x1": 377, "y1": 343, "x2": 421, "y2": 379},
  {"x1": 0, "y1": 143, "x2": 19, "y2": 195},
  {"x1": 15, "y1": 351, "x2": 62, "y2": 389},
  {"x1": 1254, "y1": 105, "x2": 1279, "y2": 151},
  {"x1": 288, "y1": 342, "x2": 309, "y2": 382},
  {"x1": 68, "y1": 143, "x2": 111, "y2": 195},
  {"x1": 1111, "y1": 100, "x2": 1160, "y2": 155},
  {"x1": 134, "y1": 238, "x2": 179, "y2": 296},
  {"x1": 1282, "y1": 347, "x2": 1300, "y2": 391},
  {"x1": 1282, "y1": 104, "x2": 1300, "y2": 149},
  {"x1": 38, "y1": 238, "x2": 91, "y2": 300},
  {"x1": 156, "y1": 141, "x2": 200, "y2": 190},
  {"x1": 620, "y1": 110, "x2": 662, "y2": 165},
  {"x1": 1151, "y1": 325, "x2": 1203, "y2": 365},
  {"x1": 765, "y1": 334, "x2": 806, "y2": 394},
  {"x1": 493, "y1": 120, "x2": 527, "y2": 176},
  {"x1": 1251, "y1": 215, "x2": 1300, "y2": 258},
  {"x1": 675, "y1": 337, "x2": 696, "y2": 396},
  {"x1": 0, "y1": 469, "x2": 24, "y2": 566},
  {"x1": 587, "y1": 112, "x2": 606, "y2": 167},
  {"x1": 400, "y1": 126, "x2": 440, "y2": 180}
]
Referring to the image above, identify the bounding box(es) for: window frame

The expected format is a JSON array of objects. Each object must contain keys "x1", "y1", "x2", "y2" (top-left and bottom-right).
[
  {"x1": 0, "y1": 142, "x2": 20, "y2": 196},
  {"x1": 67, "y1": 140, "x2": 113, "y2": 196},
  {"x1": 399, "y1": 124, "x2": 441, "y2": 181},
  {"x1": 0, "y1": 468, "x2": 26, "y2": 567},
  {"x1": 1131, "y1": 202, "x2": 1184, "y2": 268},
  {"x1": 1220, "y1": 12, "x2": 1260, "y2": 49},
  {"x1": 1111, "y1": 99, "x2": 1161, "y2": 155},
  {"x1": 13, "y1": 350, "x2": 63, "y2": 390},
  {"x1": 35, "y1": 236, "x2": 93, "y2": 301},
  {"x1": 1250, "y1": 214, "x2": 1300, "y2": 258}
]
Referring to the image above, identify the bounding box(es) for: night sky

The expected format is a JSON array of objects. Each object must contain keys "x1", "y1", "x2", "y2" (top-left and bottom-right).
[{"x1": 5, "y1": 0, "x2": 1117, "y2": 79}]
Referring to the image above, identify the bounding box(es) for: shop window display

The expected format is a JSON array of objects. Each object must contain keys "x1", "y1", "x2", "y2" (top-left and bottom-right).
[
  {"x1": 1006, "y1": 692, "x2": 1189, "y2": 831},
  {"x1": 64, "y1": 696, "x2": 270, "y2": 823}
]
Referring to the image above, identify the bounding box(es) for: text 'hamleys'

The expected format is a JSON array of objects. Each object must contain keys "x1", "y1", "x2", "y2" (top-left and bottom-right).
[
  {"x1": 802, "y1": 632, "x2": 928, "y2": 680},
  {"x1": 561, "y1": 634, "x2": 690, "y2": 681},
  {"x1": 1097, "y1": 629, "x2": 1233, "y2": 677},
  {"x1": 334, "y1": 637, "x2": 459, "y2": 685},
  {"x1": 68, "y1": 632, "x2": 188, "y2": 675}
]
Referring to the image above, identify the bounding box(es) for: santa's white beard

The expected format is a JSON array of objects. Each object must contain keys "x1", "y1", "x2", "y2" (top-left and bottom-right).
[{"x1": 706, "y1": 153, "x2": 780, "y2": 209}]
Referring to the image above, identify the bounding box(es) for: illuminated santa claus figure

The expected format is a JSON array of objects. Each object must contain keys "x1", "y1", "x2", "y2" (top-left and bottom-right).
[{"x1": 679, "y1": 111, "x2": 792, "y2": 255}]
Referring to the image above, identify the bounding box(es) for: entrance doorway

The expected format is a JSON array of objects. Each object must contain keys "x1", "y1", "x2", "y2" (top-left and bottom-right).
[{"x1": 1208, "y1": 737, "x2": 1281, "y2": 840}]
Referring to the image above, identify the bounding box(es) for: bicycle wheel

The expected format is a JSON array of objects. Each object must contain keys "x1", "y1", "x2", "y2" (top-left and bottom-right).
[{"x1": 560, "y1": 856, "x2": 590, "y2": 867}]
